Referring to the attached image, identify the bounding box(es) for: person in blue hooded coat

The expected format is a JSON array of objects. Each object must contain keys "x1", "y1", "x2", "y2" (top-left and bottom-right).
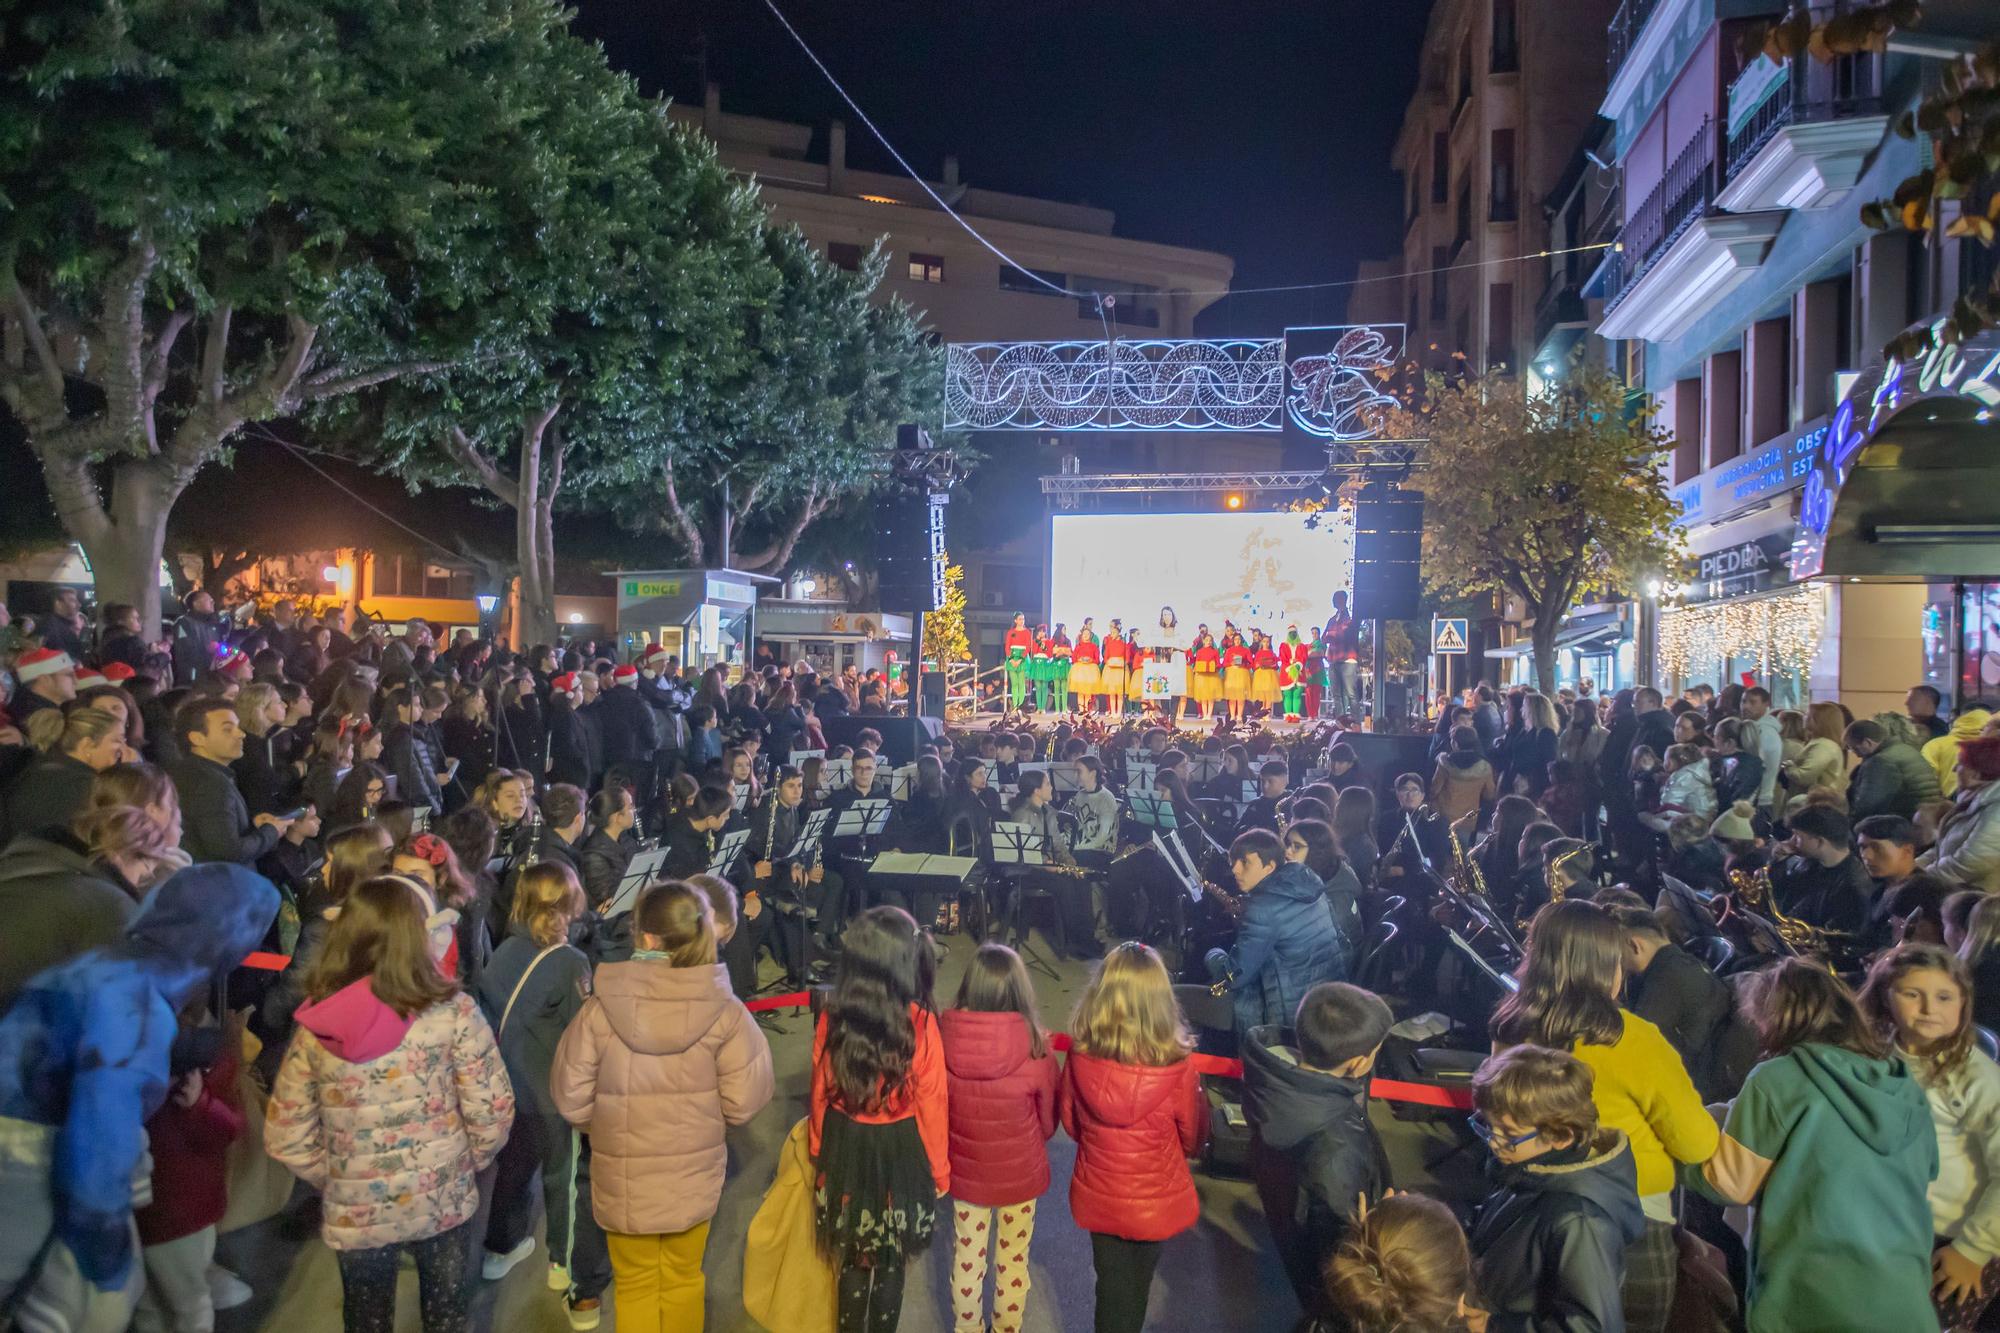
[
  {"x1": 1206, "y1": 828, "x2": 1345, "y2": 1034},
  {"x1": 0, "y1": 862, "x2": 278, "y2": 1328}
]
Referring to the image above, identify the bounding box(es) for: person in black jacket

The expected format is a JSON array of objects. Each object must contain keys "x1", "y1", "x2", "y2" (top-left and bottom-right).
[
  {"x1": 1468, "y1": 1045, "x2": 1644, "y2": 1333},
  {"x1": 595, "y1": 665, "x2": 660, "y2": 803},
  {"x1": 167, "y1": 698, "x2": 293, "y2": 864},
  {"x1": 95, "y1": 602, "x2": 150, "y2": 674},
  {"x1": 578, "y1": 785, "x2": 638, "y2": 911},
  {"x1": 1611, "y1": 907, "x2": 1737, "y2": 1098},
  {"x1": 545, "y1": 675, "x2": 595, "y2": 791},
  {"x1": 231, "y1": 683, "x2": 297, "y2": 817},
  {"x1": 529, "y1": 782, "x2": 588, "y2": 885},
  {"x1": 1, "y1": 707, "x2": 123, "y2": 844},
  {"x1": 170, "y1": 589, "x2": 222, "y2": 686},
  {"x1": 1241, "y1": 983, "x2": 1394, "y2": 1323},
  {"x1": 661, "y1": 785, "x2": 735, "y2": 881}
]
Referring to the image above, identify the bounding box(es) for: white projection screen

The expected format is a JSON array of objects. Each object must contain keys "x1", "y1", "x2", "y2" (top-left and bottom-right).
[{"x1": 1048, "y1": 510, "x2": 1356, "y2": 641}]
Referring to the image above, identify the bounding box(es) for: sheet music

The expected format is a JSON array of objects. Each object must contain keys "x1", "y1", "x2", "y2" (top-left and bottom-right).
[
  {"x1": 833, "y1": 798, "x2": 893, "y2": 838},
  {"x1": 1126, "y1": 761, "x2": 1158, "y2": 795},
  {"x1": 869, "y1": 852, "x2": 978, "y2": 878},
  {"x1": 1189, "y1": 753, "x2": 1224, "y2": 782},
  {"x1": 889, "y1": 764, "x2": 916, "y2": 800},
  {"x1": 991, "y1": 821, "x2": 1046, "y2": 866},
  {"x1": 708, "y1": 828, "x2": 750, "y2": 876},
  {"x1": 785, "y1": 808, "x2": 832, "y2": 862},
  {"x1": 791, "y1": 749, "x2": 826, "y2": 765},
  {"x1": 732, "y1": 782, "x2": 752, "y2": 811},
  {"x1": 604, "y1": 847, "x2": 670, "y2": 918},
  {"x1": 820, "y1": 758, "x2": 851, "y2": 791},
  {"x1": 1050, "y1": 765, "x2": 1081, "y2": 794}
]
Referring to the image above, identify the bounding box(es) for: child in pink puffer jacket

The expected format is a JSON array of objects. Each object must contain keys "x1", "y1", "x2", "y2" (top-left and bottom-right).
[{"x1": 266, "y1": 878, "x2": 514, "y2": 1333}]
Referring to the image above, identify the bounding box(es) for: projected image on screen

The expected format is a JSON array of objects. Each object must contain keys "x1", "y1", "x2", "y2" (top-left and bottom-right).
[{"x1": 1049, "y1": 511, "x2": 1356, "y2": 648}]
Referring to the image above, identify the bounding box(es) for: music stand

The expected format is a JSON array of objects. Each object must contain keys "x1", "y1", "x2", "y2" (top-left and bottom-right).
[
  {"x1": 785, "y1": 808, "x2": 833, "y2": 864},
  {"x1": 605, "y1": 847, "x2": 670, "y2": 918},
  {"x1": 1049, "y1": 764, "x2": 1081, "y2": 795},
  {"x1": 820, "y1": 758, "x2": 852, "y2": 792},
  {"x1": 731, "y1": 782, "x2": 752, "y2": 812},
  {"x1": 708, "y1": 829, "x2": 750, "y2": 878},
  {"x1": 991, "y1": 822, "x2": 1058, "y2": 979},
  {"x1": 1126, "y1": 761, "x2": 1158, "y2": 795},
  {"x1": 1126, "y1": 793, "x2": 1178, "y2": 830},
  {"x1": 833, "y1": 798, "x2": 893, "y2": 841},
  {"x1": 1188, "y1": 753, "x2": 1224, "y2": 783},
  {"x1": 1444, "y1": 926, "x2": 1520, "y2": 996},
  {"x1": 889, "y1": 764, "x2": 916, "y2": 800}
]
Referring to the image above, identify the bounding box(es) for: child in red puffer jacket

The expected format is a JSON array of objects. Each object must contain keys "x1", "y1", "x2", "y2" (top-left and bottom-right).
[
  {"x1": 939, "y1": 945, "x2": 1060, "y2": 1333},
  {"x1": 1059, "y1": 941, "x2": 1206, "y2": 1333}
]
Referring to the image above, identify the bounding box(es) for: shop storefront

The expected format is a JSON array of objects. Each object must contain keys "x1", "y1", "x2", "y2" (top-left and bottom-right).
[
  {"x1": 753, "y1": 602, "x2": 912, "y2": 676},
  {"x1": 609, "y1": 568, "x2": 776, "y2": 676},
  {"x1": 1788, "y1": 319, "x2": 2000, "y2": 715}
]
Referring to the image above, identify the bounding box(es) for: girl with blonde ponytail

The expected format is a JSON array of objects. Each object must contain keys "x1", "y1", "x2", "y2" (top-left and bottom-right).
[{"x1": 1325, "y1": 1193, "x2": 1481, "y2": 1333}]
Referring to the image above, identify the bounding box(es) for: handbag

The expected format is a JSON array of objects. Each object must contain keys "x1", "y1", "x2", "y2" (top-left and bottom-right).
[{"x1": 743, "y1": 1118, "x2": 837, "y2": 1333}]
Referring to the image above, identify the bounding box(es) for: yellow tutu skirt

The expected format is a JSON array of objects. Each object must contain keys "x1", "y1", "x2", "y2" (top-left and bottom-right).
[
  {"x1": 1069, "y1": 662, "x2": 1100, "y2": 695},
  {"x1": 1100, "y1": 662, "x2": 1128, "y2": 698},
  {"x1": 1252, "y1": 667, "x2": 1281, "y2": 706},
  {"x1": 1190, "y1": 669, "x2": 1222, "y2": 705},
  {"x1": 1127, "y1": 664, "x2": 1148, "y2": 699},
  {"x1": 1222, "y1": 665, "x2": 1251, "y2": 704}
]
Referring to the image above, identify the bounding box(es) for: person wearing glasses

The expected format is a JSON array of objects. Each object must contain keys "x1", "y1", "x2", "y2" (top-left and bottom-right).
[{"x1": 1466, "y1": 1044, "x2": 1644, "y2": 1333}]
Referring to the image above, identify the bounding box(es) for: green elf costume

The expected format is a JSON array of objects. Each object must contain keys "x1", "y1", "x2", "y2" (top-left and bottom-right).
[
  {"x1": 1050, "y1": 626, "x2": 1072, "y2": 712},
  {"x1": 1030, "y1": 624, "x2": 1053, "y2": 711},
  {"x1": 1002, "y1": 613, "x2": 1034, "y2": 711}
]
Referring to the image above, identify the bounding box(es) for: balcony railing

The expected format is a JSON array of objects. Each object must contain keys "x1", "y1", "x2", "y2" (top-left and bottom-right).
[
  {"x1": 1606, "y1": 0, "x2": 1665, "y2": 80},
  {"x1": 1726, "y1": 48, "x2": 1884, "y2": 177},
  {"x1": 1602, "y1": 120, "x2": 1720, "y2": 311}
]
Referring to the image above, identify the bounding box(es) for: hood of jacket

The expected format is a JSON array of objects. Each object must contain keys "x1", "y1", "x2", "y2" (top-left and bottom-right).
[
  {"x1": 592, "y1": 959, "x2": 737, "y2": 1056},
  {"x1": 1256, "y1": 860, "x2": 1327, "y2": 907},
  {"x1": 295, "y1": 976, "x2": 417, "y2": 1062},
  {"x1": 1241, "y1": 1025, "x2": 1368, "y2": 1152},
  {"x1": 1951, "y1": 710, "x2": 1993, "y2": 742},
  {"x1": 1791, "y1": 1041, "x2": 1933, "y2": 1157},
  {"x1": 1065, "y1": 1049, "x2": 1188, "y2": 1128},
  {"x1": 1507, "y1": 1129, "x2": 1645, "y2": 1245},
  {"x1": 938, "y1": 1008, "x2": 1036, "y2": 1081},
  {"x1": 123, "y1": 862, "x2": 279, "y2": 1011},
  {"x1": 1443, "y1": 753, "x2": 1491, "y2": 775},
  {"x1": 0, "y1": 831, "x2": 97, "y2": 888}
]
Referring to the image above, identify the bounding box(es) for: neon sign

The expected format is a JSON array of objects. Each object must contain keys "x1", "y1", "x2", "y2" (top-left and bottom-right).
[{"x1": 1790, "y1": 321, "x2": 2000, "y2": 577}]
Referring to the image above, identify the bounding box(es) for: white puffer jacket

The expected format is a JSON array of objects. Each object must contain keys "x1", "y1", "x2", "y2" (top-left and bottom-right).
[{"x1": 1922, "y1": 781, "x2": 2000, "y2": 892}]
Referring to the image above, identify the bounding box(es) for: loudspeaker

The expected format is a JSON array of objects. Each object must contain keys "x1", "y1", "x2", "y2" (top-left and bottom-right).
[
  {"x1": 1352, "y1": 489, "x2": 1425, "y2": 621},
  {"x1": 874, "y1": 488, "x2": 948, "y2": 612}
]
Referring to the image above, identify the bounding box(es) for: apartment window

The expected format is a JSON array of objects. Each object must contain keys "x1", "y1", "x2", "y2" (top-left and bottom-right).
[
  {"x1": 827, "y1": 242, "x2": 863, "y2": 272},
  {"x1": 1430, "y1": 246, "x2": 1450, "y2": 319},
  {"x1": 907, "y1": 253, "x2": 944, "y2": 283},
  {"x1": 998, "y1": 265, "x2": 1065, "y2": 294},
  {"x1": 1457, "y1": 33, "x2": 1473, "y2": 112},
  {"x1": 1432, "y1": 132, "x2": 1450, "y2": 204},
  {"x1": 1490, "y1": 129, "x2": 1517, "y2": 222},
  {"x1": 1491, "y1": 0, "x2": 1519, "y2": 72},
  {"x1": 1488, "y1": 282, "x2": 1515, "y2": 371}
]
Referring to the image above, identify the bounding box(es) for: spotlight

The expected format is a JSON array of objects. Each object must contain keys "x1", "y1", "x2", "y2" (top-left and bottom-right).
[
  {"x1": 1225, "y1": 493, "x2": 1244, "y2": 510},
  {"x1": 568, "y1": 612, "x2": 583, "y2": 624}
]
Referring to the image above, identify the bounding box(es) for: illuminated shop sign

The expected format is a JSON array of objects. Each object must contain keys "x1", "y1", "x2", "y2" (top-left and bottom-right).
[{"x1": 1674, "y1": 419, "x2": 1826, "y2": 528}]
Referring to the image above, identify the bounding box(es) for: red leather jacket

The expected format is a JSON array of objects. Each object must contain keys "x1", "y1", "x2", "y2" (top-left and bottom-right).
[
  {"x1": 938, "y1": 1009, "x2": 1059, "y2": 1206},
  {"x1": 1058, "y1": 1050, "x2": 1205, "y2": 1240}
]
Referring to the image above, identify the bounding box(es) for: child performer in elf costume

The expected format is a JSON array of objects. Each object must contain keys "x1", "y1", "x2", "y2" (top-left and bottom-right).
[
  {"x1": 1189, "y1": 626, "x2": 1222, "y2": 718},
  {"x1": 1278, "y1": 624, "x2": 1307, "y2": 723},
  {"x1": 1220, "y1": 626, "x2": 1252, "y2": 721},
  {"x1": 1251, "y1": 630, "x2": 1282, "y2": 718},
  {"x1": 1003, "y1": 613, "x2": 1035, "y2": 712},
  {"x1": 1098, "y1": 619, "x2": 1128, "y2": 713},
  {"x1": 1303, "y1": 627, "x2": 1330, "y2": 720},
  {"x1": 1030, "y1": 625, "x2": 1053, "y2": 712},
  {"x1": 1069, "y1": 619, "x2": 1101, "y2": 713},
  {"x1": 1125, "y1": 632, "x2": 1149, "y2": 717},
  {"x1": 1049, "y1": 625, "x2": 1072, "y2": 712}
]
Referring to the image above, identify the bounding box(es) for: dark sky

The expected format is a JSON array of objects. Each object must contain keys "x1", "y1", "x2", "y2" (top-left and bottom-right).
[{"x1": 569, "y1": 0, "x2": 1436, "y2": 337}]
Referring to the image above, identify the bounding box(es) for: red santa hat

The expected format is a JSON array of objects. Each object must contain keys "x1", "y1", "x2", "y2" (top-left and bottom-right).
[
  {"x1": 216, "y1": 649, "x2": 250, "y2": 675},
  {"x1": 15, "y1": 647, "x2": 74, "y2": 682},
  {"x1": 73, "y1": 666, "x2": 105, "y2": 686},
  {"x1": 611, "y1": 663, "x2": 639, "y2": 682},
  {"x1": 638, "y1": 644, "x2": 669, "y2": 669},
  {"x1": 99, "y1": 662, "x2": 138, "y2": 683},
  {"x1": 550, "y1": 672, "x2": 578, "y2": 693}
]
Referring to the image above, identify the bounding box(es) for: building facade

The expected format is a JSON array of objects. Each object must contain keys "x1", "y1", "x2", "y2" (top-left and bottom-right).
[{"x1": 1589, "y1": 0, "x2": 2000, "y2": 716}]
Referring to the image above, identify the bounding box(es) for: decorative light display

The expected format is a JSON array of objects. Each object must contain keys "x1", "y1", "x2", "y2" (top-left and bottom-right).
[
  {"x1": 1658, "y1": 584, "x2": 1825, "y2": 685},
  {"x1": 945, "y1": 338, "x2": 1286, "y2": 431},
  {"x1": 943, "y1": 326, "x2": 1403, "y2": 437}
]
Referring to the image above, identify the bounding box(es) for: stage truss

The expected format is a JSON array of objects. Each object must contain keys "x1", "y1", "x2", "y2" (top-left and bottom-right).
[{"x1": 1038, "y1": 440, "x2": 1423, "y2": 509}]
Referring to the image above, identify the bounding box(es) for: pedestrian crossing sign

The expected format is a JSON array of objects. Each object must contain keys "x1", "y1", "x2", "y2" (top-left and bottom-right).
[{"x1": 1432, "y1": 618, "x2": 1468, "y2": 654}]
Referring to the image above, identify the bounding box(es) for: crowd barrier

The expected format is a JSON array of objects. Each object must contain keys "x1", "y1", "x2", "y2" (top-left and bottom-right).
[{"x1": 235, "y1": 955, "x2": 1473, "y2": 1111}]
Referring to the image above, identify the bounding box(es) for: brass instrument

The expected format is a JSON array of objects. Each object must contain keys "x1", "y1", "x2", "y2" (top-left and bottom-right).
[
  {"x1": 1449, "y1": 823, "x2": 1489, "y2": 901},
  {"x1": 1723, "y1": 866, "x2": 1852, "y2": 962}
]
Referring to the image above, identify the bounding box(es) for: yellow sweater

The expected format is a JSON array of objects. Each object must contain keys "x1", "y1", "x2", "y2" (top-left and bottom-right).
[{"x1": 1573, "y1": 1011, "x2": 1719, "y2": 1198}]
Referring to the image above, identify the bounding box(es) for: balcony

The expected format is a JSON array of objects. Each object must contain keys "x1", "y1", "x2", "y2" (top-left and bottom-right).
[
  {"x1": 1598, "y1": 121, "x2": 1785, "y2": 342},
  {"x1": 1717, "y1": 51, "x2": 1887, "y2": 212},
  {"x1": 1532, "y1": 276, "x2": 1588, "y2": 353},
  {"x1": 1606, "y1": 0, "x2": 1666, "y2": 81}
]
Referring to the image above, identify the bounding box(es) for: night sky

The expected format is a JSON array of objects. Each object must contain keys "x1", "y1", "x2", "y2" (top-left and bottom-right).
[{"x1": 569, "y1": 0, "x2": 1437, "y2": 337}]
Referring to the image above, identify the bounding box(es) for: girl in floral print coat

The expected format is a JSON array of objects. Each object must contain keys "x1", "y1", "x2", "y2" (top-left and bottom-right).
[{"x1": 266, "y1": 877, "x2": 515, "y2": 1333}]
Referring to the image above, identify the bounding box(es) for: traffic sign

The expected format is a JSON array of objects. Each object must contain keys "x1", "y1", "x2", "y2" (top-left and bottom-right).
[{"x1": 1432, "y1": 618, "x2": 1468, "y2": 654}]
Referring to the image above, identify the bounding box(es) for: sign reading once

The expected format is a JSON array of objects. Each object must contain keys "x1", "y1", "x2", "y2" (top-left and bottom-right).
[{"x1": 623, "y1": 579, "x2": 682, "y2": 599}]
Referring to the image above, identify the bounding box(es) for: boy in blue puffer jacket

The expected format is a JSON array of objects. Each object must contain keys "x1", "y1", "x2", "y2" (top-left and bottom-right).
[
  {"x1": 0, "y1": 863, "x2": 278, "y2": 1330},
  {"x1": 1207, "y1": 829, "x2": 1347, "y2": 1034}
]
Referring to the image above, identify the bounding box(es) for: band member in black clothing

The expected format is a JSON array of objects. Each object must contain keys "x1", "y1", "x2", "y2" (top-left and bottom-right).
[
  {"x1": 662, "y1": 785, "x2": 735, "y2": 880},
  {"x1": 1378, "y1": 772, "x2": 1450, "y2": 890},
  {"x1": 1233, "y1": 760, "x2": 1290, "y2": 839},
  {"x1": 745, "y1": 765, "x2": 842, "y2": 983}
]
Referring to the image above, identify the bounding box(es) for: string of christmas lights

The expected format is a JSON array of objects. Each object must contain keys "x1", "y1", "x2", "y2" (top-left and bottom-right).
[{"x1": 1657, "y1": 585, "x2": 1826, "y2": 686}]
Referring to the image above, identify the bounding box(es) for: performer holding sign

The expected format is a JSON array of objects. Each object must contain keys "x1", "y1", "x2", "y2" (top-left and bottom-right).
[{"x1": 1003, "y1": 613, "x2": 1034, "y2": 712}]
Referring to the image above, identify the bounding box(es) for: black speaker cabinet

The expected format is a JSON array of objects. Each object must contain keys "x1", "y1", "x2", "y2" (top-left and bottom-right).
[{"x1": 1352, "y1": 490, "x2": 1425, "y2": 621}]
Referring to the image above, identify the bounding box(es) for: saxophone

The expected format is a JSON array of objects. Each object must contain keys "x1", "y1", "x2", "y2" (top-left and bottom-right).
[
  {"x1": 1449, "y1": 823, "x2": 1489, "y2": 902},
  {"x1": 1725, "y1": 865, "x2": 1850, "y2": 962}
]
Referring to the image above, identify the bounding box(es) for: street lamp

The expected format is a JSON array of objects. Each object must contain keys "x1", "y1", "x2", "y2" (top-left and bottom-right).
[
  {"x1": 1644, "y1": 579, "x2": 1663, "y2": 598},
  {"x1": 475, "y1": 594, "x2": 499, "y2": 614}
]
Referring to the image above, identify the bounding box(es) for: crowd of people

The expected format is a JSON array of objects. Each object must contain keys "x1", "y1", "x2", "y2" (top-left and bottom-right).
[{"x1": 4, "y1": 584, "x2": 2000, "y2": 1332}]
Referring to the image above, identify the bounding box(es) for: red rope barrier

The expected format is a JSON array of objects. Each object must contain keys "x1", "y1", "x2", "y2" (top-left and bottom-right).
[{"x1": 236, "y1": 960, "x2": 1471, "y2": 1109}]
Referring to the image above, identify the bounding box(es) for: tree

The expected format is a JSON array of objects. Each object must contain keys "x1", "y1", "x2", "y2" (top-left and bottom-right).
[
  {"x1": 1404, "y1": 363, "x2": 1682, "y2": 692},
  {"x1": 1755, "y1": 2, "x2": 1999, "y2": 355},
  {"x1": 922, "y1": 563, "x2": 972, "y2": 666},
  {"x1": 643, "y1": 230, "x2": 944, "y2": 574},
  {"x1": 0, "y1": 0, "x2": 579, "y2": 637},
  {"x1": 354, "y1": 43, "x2": 771, "y2": 647}
]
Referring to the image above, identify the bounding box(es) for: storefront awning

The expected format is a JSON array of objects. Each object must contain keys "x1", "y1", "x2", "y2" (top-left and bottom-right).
[{"x1": 1555, "y1": 608, "x2": 1627, "y2": 653}]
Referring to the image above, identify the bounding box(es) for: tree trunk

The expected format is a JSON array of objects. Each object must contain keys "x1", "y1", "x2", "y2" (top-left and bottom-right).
[
  {"x1": 1531, "y1": 608, "x2": 1561, "y2": 696},
  {"x1": 516, "y1": 494, "x2": 558, "y2": 648},
  {"x1": 43, "y1": 451, "x2": 182, "y2": 640}
]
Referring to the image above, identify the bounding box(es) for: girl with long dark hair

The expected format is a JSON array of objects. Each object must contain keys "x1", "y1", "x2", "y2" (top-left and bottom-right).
[
  {"x1": 1490, "y1": 900, "x2": 1717, "y2": 1333},
  {"x1": 810, "y1": 906, "x2": 948, "y2": 1331}
]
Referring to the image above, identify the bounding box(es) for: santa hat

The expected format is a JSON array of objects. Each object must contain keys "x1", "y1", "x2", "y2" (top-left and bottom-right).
[
  {"x1": 99, "y1": 662, "x2": 138, "y2": 683},
  {"x1": 638, "y1": 644, "x2": 669, "y2": 668},
  {"x1": 216, "y1": 649, "x2": 250, "y2": 674},
  {"x1": 1960, "y1": 735, "x2": 2000, "y2": 783},
  {"x1": 73, "y1": 666, "x2": 105, "y2": 686},
  {"x1": 550, "y1": 672, "x2": 578, "y2": 693},
  {"x1": 16, "y1": 647, "x2": 74, "y2": 682},
  {"x1": 611, "y1": 663, "x2": 639, "y2": 682}
]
